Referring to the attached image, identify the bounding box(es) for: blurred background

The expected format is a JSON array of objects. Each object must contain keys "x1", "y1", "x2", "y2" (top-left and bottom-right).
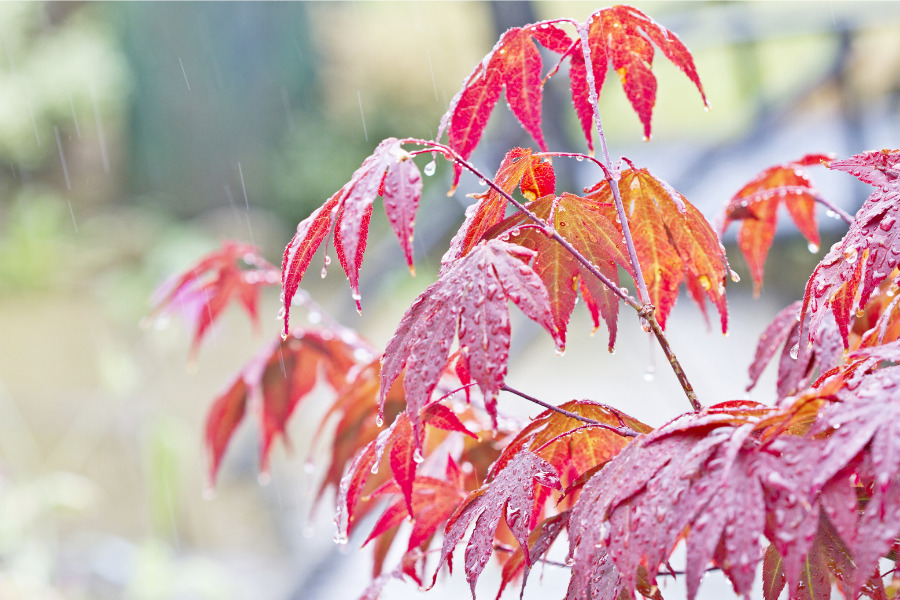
[{"x1": 1, "y1": 2, "x2": 899, "y2": 599}]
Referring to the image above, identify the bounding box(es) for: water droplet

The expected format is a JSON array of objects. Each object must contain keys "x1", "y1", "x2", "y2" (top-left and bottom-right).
[
  {"x1": 321, "y1": 265, "x2": 328, "y2": 278},
  {"x1": 413, "y1": 448, "x2": 424, "y2": 463},
  {"x1": 789, "y1": 343, "x2": 800, "y2": 360},
  {"x1": 333, "y1": 531, "x2": 348, "y2": 545},
  {"x1": 370, "y1": 461, "x2": 380, "y2": 474},
  {"x1": 640, "y1": 317, "x2": 651, "y2": 332},
  {"x1": 424, "y1": 159, "x2": 437, "y2": 176},
  {"x1": 565, "y1": 556, "x2": 575, "y2": 566},
  {"x1": 375, "y1": 415, "x2": 384, "y2": 427},
  {"x1": 576, "y1": 155, "x2": 584, "y2": 162},
  {"x1": 277, "y1": 306, "x2": 287, "y2": 320},
  {"x1": 478, "y1": 179, "x2": 487, "y2": 186},
  {"x1": 280, "y1": 331, "x2": 289, "y2": 341},
  {"x1": 729, "y1": 270, "x2": 741, "y2": 283},
  {"x1": 643, "y1": 366, "x2": 656, "y2": 382},
  {"x1": 808, "y1": 242, "x2": 820, "y2": 253}
]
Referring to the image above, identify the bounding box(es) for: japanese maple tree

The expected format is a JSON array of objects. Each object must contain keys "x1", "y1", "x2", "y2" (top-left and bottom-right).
[{"x1": 151, "y1": 5, "x2": 900, "y2": 600}]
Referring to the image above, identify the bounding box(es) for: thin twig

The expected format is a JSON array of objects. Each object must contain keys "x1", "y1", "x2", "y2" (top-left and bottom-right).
[
  {"x1": 502, "y1": 384, "x2": 603, "y2": 427},
  {"x1": 814, "y1": 193, "x2": 854, "y2": 225},
  {"x1": 575, "y1": 24, "x2": 651, "y2": 308},
  {"x1": 500, "y1": 383, "x2": 640, "y2": 437}
]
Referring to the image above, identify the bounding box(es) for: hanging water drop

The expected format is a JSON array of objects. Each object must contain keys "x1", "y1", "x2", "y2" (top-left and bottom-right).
[
  {"x1": 808, "y1": 242, "x2": 820, "y2": 253},
  {"x1": 413, "y1": 448, "x2": 425, "y2": 463},
  {"x1": 640, "y1": 317, "x2": 651, "y2": 332},
  {"x1": 789, "y1": 343, "x2": 800, "y2": 360},
  {"x1": 575, "y1": 155, "x2": 584, "y2": 162},
  {"x1": 643, "y1": 365, "x2": 656, "y2": 382},
  {"x1": 478, "y1": 179, "x2": 487, "y2": 186},
  {"x1": 375, "y1": 415, "x2": 384, "y2": 427},
  {"x1": 321, "y1": 265, "x2": 328, "y2": 278},
  {"x1": 424, "y1": 159, "x2": 437, "y2": 176},
  {"x1": 333, "y1": 531, "x2": 348, "y2": 545},
  {"x1": 370, "y1": 461, "x2": 380, "y2": 474},
  {"x1": 729, "y1": 270, "x2": 741, "y2": 283},
  {"x1": 277, "y1": 306, "x2": 286, "y2": 320}
]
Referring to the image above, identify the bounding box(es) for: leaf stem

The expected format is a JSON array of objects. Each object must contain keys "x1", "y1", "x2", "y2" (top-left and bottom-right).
[
  {"x1": 814, "y1": 193, "x2": 853, "y2": 225},
  {"x1": 575, "y1": 24, "x2": 651, "y2": 308},
  {"x1": 501, "y1": 384, "x2": 605, "y2": 428}
]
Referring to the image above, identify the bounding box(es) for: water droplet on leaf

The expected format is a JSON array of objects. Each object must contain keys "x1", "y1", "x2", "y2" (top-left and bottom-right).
[
  {"x1": 413, "y1": 448, "x2": 424, "y2": 463},
  {"x1": 424, "y1": 159, "x2": 436, "y2": 176}
]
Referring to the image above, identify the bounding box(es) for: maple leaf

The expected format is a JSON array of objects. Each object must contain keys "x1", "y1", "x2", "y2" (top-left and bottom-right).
[
  {"x1": 720, "y1": 154, "x2": 831, "y2": 293},
  {"x1": 363, "y1": 460, "x2": 468, "y2": 568},
  {"x1": 497, "y1": 511, "x2": 570, "y2": 600},
  {"x1": 568, "y1": 404, "x2": 854, "y2": 600},
  {"x1": 204, "y1": 327, "x2": 367, "y2": 485},
  {"x1": 746, "y1": 300, "x2": 844, "y2": 400},
  {"x1": 800, "y1": 149, "x2": 900, "y2": 350},
  {"x1": 763, "y1": 515, "x2": 889, "y2": 600},
  {"x1": 569, "y1": 5, "x2": 707, "y2": 147},
  {"x1": 807, "y1": 364, "x2": 900, "y2": 590},
  {"x1": 586, "y1": 166, "x2": 730, "y2": 331},
  {"x1": 490, "y1": 193, "x2": 636, "y2": 350},
  {"x1": 380, "y1": 239, "x2": 562, "y2": 443},
  {"x1": 281, "y1": 137, "x2": 423, "y2": 331},
  {"x1": 432, "y1": 449, "x2": 561, "y2": 597},
  {"x1": 442, "y1": 147, "x2": 555, "y2": 270},
  {"x1": 147, "y1": 241, "x2": 279, "y2": 359},
  {"x1": 487, "y1": 400, "x2": 649, "y2": 530},
  {"x1": 334, "y1": 403, "x2": 479, "y2": 540},
  {"x1": 437, "y1": 25, "x2": 572, "y2": 190}
]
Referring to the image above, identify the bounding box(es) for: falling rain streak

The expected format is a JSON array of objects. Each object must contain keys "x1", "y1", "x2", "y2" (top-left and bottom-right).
[
  {"x1": 426, "y1": 50, "x2": 439, "y2": 102},
  {"x1": 54, "y1": 126, "x2": 77, "y2": 232},
  {"x1": 357, "y1": 91, "x2": 368, "y2": 141},
  {"x1": 237, "y1": 162, "x2": 255, "y2": 244},
  {"x1": 178, "y1": 56, "x2": 191, "y2": 91},
  {"x1": 91, "y1": 84, "x2": 110, "y2": 173}
]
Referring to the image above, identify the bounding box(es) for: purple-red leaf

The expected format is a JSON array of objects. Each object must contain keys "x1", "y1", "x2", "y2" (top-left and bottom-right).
[
  {"x1": 281, "y1": 138, "x2": 423, "y2": 331},
  {"x1": 433, "y1": 450, "x2": 560, "y2": 597},
  {"x1": 800, "y1": 149, "x2": 900, "y2": 350},
  {"x1": 380, "y1": 240, "x2": 562, "y2": 443}
]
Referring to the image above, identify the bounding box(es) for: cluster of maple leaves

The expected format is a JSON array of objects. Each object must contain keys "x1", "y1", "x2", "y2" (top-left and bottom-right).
[{"x1": 150, "y1": 5, "x2": 900, "y2": 600}]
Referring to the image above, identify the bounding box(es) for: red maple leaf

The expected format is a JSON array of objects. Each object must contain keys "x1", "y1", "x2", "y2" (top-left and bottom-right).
[
  {"x1": 432, "y1": 449, "x2": 561, "y2": 596},
  {"x1": 147, "y1": 241, "x2": 278, "y2": 359},
  {"x1": 441, "y1": 147, "x2": 555, "y2": 270},
  {"x1": 800, "y1": 149, "x2": 900, "y2": 349},
  {"x1": 720, "y1": 154, "x2": 831, "y2": 293},
  {"x1": 489, "y1": 192, "x2": 636, "y2": 350},
  {"x1": 204, "y1": 327, "x2": 368, "y2": 485},
  {"x1": 437, "y1": 24, "x2": 572, "y2": 190},
  {"x1": 586, "y1": 166, "x2": 730, "y2": 331},
  {"x1": 380, "y1": 239, "x2": 563, "y2": 442},
  {"x1": 281, "y1": 137, "x2": 423, "y2": 332},
  {"x1": 569, "y1": 5, "x2": 707, "y2": 146}
]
